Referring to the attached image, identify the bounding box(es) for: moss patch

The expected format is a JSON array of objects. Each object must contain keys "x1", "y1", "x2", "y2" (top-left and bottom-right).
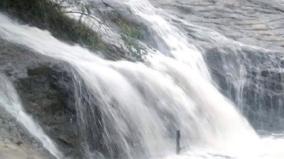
[
  {"x1": 107, "y1": 11, "x2": 148, "y2": 60},
  {"x1": 118, "y1": 19, "x2": 145, "y2": 39},
  {"x1": 0, "y1": 0, "x2": 107, "y2": 51},
  {"x1": 109, "y1": 11, "x2": 146, "y2": 40}
]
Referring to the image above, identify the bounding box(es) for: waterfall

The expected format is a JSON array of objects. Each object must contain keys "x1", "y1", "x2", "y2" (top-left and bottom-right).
[
  {"x1": 122, "y1": 0, "x2": 210, "y2": 79},
  {"x1": 0, "y1": 75, "x2": 63, "y2": 159},
  {"x1": 1, "y1": 0, "x2": 284, "y2": 159},
  {"x1": 0, "y1": 6, "x2": 257, "y2": 158}
]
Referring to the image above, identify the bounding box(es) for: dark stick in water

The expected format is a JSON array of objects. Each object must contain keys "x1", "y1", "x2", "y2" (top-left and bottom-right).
[{"x1": 176, "y1": 130, "x2": 181, "y2": 154}]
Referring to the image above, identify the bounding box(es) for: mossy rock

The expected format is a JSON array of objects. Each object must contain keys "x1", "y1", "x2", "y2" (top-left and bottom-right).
[
  {"x1": 108, "y1": 11, "x2": 146, "y2": 40},
  {"x1": 0, "y1": 0, "x2": 107, "y2": 52}
]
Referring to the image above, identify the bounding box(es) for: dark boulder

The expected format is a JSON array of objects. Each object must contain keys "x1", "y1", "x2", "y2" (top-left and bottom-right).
[{"x1": 0, "y1": 39, "x2": 80, "y2": 158}]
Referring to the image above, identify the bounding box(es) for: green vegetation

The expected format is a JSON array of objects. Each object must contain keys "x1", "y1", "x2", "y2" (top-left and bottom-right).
[
  {"x1": 109, "y1": 12, "x2": 146, "y2": 40},
  {"x1": 0, "y1": 0, "x2": 107, "y2": 51},
  {"x1": 107, "y1": 11, "x2": 147, "y2": 59},
  {"x1": 0, "y1": 0, "x2": 148, "y2": 60},
  {"x1": 117, "y1": 19, "x2": 145, "y2": 39}
]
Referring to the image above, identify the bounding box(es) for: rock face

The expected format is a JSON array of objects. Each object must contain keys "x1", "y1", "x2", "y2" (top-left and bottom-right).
[
  {"x1": 152, "y1": 0, "x2": 284, "y2": 51},
  {"x1": 0, "y1": 38, "x2": 111, "y2": 159},
  {"x1": 205, "y1": 46, "x2": 284, "y2": 131},
  {"x1": 151, "y1": 0, "x2": 284, "y2": 132},
  {"x1": 0, "y1": 104, "x2": 52, "y2": 159},
  {"x1": 15, "y1": 65, "x2": 80, "y2": 157},
  {"x1": 0, "y1": 39, "x2": 81, "y2": 158},
  {"x1": 242, "y1": 69, "x2": 284, "y2": 131}
]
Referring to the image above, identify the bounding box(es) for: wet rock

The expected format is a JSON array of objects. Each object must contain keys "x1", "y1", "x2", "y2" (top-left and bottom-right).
[
  {"x1": 0, "y1": 38, "x2": 110, "y2": 158},
  {"x1": 0, "y1": 39, "x2": 80, "y2": 158},
  {"x1": 15, "y1": 64, "x2": 80, "y2": 157},
  {"x1": 205, "y1": 45, "x2": 284, "y2": 131}
]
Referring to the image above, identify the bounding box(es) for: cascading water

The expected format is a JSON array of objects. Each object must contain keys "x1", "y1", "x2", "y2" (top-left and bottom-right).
[
  {"x1": 0, "y1": 75, "x2": 63, "y2": 159},
  {"x1": 0, "y1": 0, "x2": 284, "y2": 159}
]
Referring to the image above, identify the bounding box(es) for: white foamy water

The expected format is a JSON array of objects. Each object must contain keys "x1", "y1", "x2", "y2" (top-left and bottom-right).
[{"x1": 0, "y1": 0, "x2": 283, "y2": 158}]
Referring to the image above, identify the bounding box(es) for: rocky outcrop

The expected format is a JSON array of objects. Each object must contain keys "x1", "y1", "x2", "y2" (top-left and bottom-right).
[
  {"x1": 0, "y1": 37, "x2": 113, "y2": 159},
  {"x1": 205, "y1": 45, "x2": 284, "y2": 131},
  {"x1": 0, "y1": 39, "x2": 81, "y2": 158}
]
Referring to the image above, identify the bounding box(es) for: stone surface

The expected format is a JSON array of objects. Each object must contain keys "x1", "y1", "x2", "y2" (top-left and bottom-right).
[
  {"x1": 0, "y1": 39, "x2": 80, "y2": 158},
  {"x1": 150, "y1": 0, "x2": 284, "y2": 132},
  {"x1": 0, "y1": 100, "x2": 52, "y2": 159},
  {"x1": 152, "y1": 0, "x2": 284, "y2": 51}
]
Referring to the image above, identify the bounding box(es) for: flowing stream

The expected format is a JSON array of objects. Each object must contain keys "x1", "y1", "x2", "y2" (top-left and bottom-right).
[{"x1": 0, "y1": 0, "x2": 284, "y2": 159}]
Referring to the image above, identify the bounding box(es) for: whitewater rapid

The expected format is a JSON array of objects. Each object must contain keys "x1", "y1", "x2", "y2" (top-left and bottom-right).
[{"x1": 0, "y1": 0, "x2": 283, "y2": 159}]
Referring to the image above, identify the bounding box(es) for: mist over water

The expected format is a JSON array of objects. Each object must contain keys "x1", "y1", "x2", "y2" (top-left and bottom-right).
[{"x1": 0, "y1": 0, "x2": 284, "y2": 159}]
